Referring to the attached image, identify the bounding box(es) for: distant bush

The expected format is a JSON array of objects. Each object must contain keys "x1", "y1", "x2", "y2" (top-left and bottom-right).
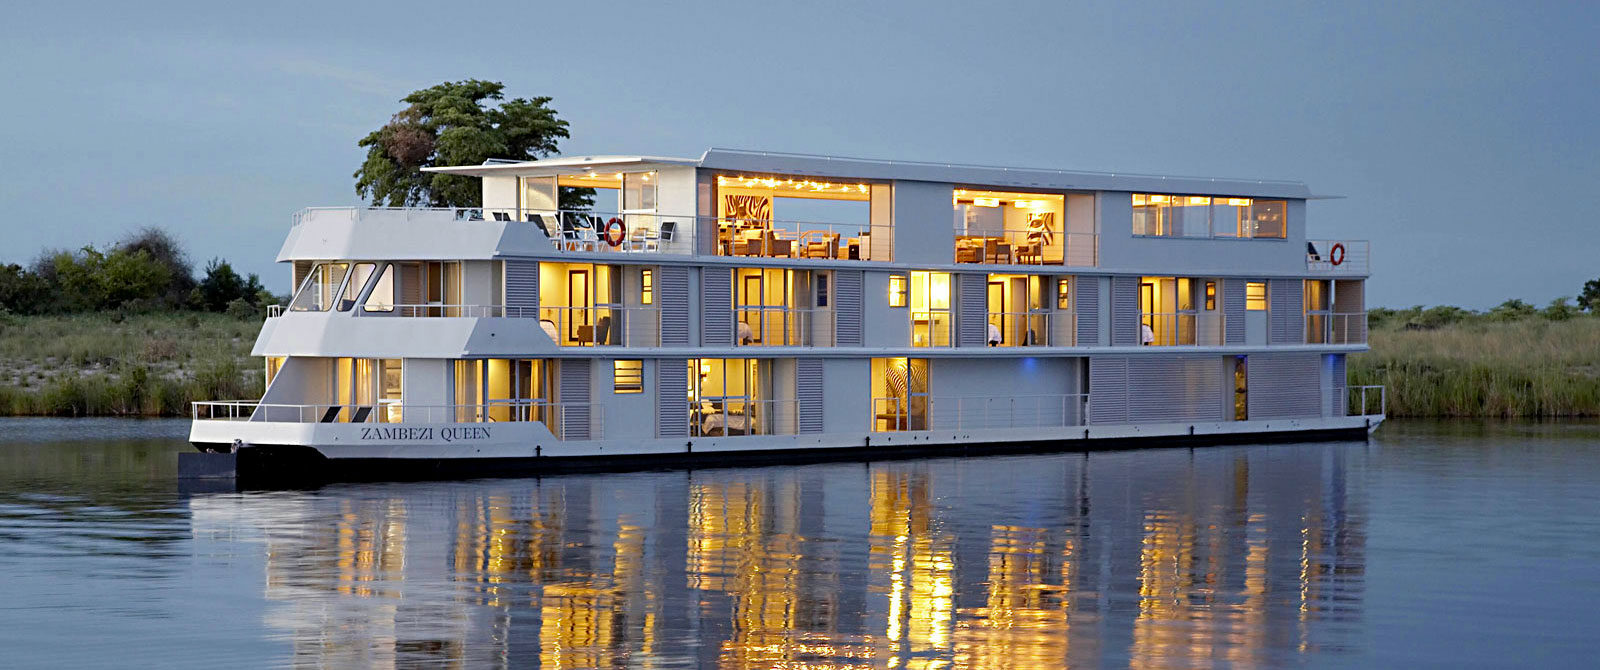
[{"x1": 0, "y1": 228, "x2": 265, "y2": 316}]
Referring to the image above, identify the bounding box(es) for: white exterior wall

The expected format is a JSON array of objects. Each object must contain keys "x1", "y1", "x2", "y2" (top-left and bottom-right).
[
  {"x1": 595, "y1": 358, "x2": 656, "y2": 441},
  {"x1": 402, "y1": 359, "x2": 450, "y2": 408},
  {"x1": 862, "y1": 271, "x2": 909, "y2": 348},
  {"x1": 483, "y1": 176, "x2": 517, "y2": 211},
  {"x1": 929, "y1": 358, "x2": 1078, "y2": 398},
  {"x1": 821, "y1": 358, "x2": 870, "y2": 433},
  {"x1": 460, "y1": 260, "x2": 498, "y2": 306},
  {"x1": 892, "y1": 181, "x2": 954, "y2": 266},
  {"x1": 257, "y1": 356, "x2": 331, "y2": 405},
  {"x1": 1096, "y1": 192, "x2": 1308, "y2": 277}
]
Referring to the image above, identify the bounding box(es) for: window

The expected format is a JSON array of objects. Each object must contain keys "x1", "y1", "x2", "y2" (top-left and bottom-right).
[
  {"x1": 888, "y1": 274, "x2": 908, "y2": 307},
  {"x1": 288, "y1": 262, "x2": 350, "y2": 312},
  {"x1": 910, "y1": 271, "x2": 953, "y2": 347},
  {"x1": 1205, "y1": 281, "x2": 1216, "y2": 310},
  {"x1": 817, "y1": 273, "x2": 829, "y2": 307},
  {"x1": 1134, "y1": 194, "x2": 1288, "y2": 239},
  {"x1": 613, "y1": 360, "x2": 643, "y2": 393},
  {"x1": 1057, "y1": 278, "x2": 1072, "y2": 310},
  {"x1": 337, "y1": 263, "x2": 376, "y2": 311},
  {"x1": 362, "y1": 264, "x2": 395, "y2": 312},
  {"x1": 640, "y1": 269, "x2": 653, "y2": 305},
  {"x1": 1246, "y1": 282, "x2": 1268, "y2": 311},
  {"x1": 623, "y1": 172, "x2": 657, "y2": 211}
]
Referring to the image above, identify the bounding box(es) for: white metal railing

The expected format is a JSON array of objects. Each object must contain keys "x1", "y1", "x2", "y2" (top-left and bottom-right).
[
  {"x1": 987, "y1": 311, "x2": 1073, "y2": 347},
  {"x1": 1348, "y1": 385, "x2": 1385, "y2": 417},
  {"x1": 953, "y1": 229, "x2": 1098, "y2": 267},
  {"x1": 912, "y1": 311, "x2": 955, "y2": 347},
  {"x1": 871, "y1": 394, "x2": 1090, "y2": 432},
  {"x1": 191, "y1": 400, "x2": 604, "y2": 440},
  {"x1": 734, "y1": 307, "x2": 835, "y2": 346},
  {"x1": 267, "y1": 304, "x2": 284, "y2": 317},
  {"x1": 687, "y1": 398, "x2": 800, "y2": 437},
  {"x1": 714, "y1": 217, "x2": 890, "y2": 261},
  {"x1": 536, "y1": 305, "x2": 661, "y2": 347},
  {"x1": 1305, "y1": 311, "x2": 1368, "y2": 344},
  {"x1": 1307, "y1": 239, "x2": 1370, "y2": 275},
  {"x1": 1139, "y1": 312, "x2": 1227, "y2": 346},
  {"x1": 355, "y1": 304, "x2": 541, "y2": 318}
]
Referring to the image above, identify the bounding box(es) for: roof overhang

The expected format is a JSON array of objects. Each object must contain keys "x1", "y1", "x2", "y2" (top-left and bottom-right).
[{"x1": 422, "y1": 155, "x2": 698, "y2": 178}]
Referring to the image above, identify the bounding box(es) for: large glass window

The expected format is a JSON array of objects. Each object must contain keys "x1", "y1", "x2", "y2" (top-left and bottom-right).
[
  {"x1": 689, "y1": 358, "x2": 769, "y2": 436},
  {"x1": 337, "y1": 263, "x2": 376, "y2": 312},
  {"x1": 872, "y1": 358, "x2": 928, "y2": 431},
  {"x1": 362, "y1": 264, "x2": 395, "y2": 312},
  {"x1": 622, "y1": 172, "x2": 657, "y2": 211},
  {"x1": 288, "y1": 262, "x2": 350, "y2": 312},
  {"x1": 1134, "y1": 194, "x2": 1287, "y2": 239},
  {"x1": 1246, "y1": 282, "x2": 1268, "y2": 310},
  {"x1": 453, "y1": 359, "x2": 548, "y2": 423},
  {"x1": 613, "y1": 360, "x2": 643, "y2": 393},
  {"x1": 910, "y1": 271, "x2": 952, "y2": 347}
]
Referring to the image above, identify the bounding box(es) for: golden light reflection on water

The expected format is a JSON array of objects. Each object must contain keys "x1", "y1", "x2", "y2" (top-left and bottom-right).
[{"x1": 234, "y1": 446, "x2": 1368, "y2": 669}]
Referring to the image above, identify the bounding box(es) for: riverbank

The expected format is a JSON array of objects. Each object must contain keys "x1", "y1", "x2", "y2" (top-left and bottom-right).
[
  {"x1": 1350, "y1": 318, "x2": 1600, "y2": 417},
  {"x1": 0, "y1": 312, "x2": 259, "y2": 416}
]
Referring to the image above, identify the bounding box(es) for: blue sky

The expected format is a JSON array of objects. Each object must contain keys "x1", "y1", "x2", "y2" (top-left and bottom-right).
[{"x1": 2, "y1": 0, "x2": 1595, "y2": 307}]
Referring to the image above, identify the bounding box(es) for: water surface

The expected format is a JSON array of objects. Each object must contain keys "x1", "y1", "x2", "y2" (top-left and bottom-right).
[{"x1": 1, "y1": 419, "x2": 1597, "y2": 668}]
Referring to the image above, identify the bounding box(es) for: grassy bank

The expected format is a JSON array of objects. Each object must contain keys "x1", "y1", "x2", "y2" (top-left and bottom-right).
[
  {"x1": 1350, "y1": 318, "x2": 1600, "y2": 417},
  {"x1": 0, "y1": 312, "x2": 259, "y2": 416}
]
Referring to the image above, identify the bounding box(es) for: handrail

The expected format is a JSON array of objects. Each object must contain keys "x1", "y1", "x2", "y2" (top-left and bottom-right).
[
  {"x1": 537, "y1": 305, "x2": 661, "y2": 347},
  {"x1": 986, "y1": 310, "x2": 1071, "y2": 347},
  {"x1": 1305, "y1": 311, "x2": 1368, "y2": 344},
  {"x1": 686, "y1": 398, "x2": 800, "y2": 437},
  {"x1": 911, "y1": 310, "x2": 955, "y2": 348},
  {"x1": 353, "y1": 303, "x2": 541, "y2": 318},
  {"x1": 871, "y1": 393, "x2": 1090, "y2": 432},
  {"x1": 1139, "y1": 312, "x2": 1227, "y2": 346},
  {"x1": 266, "y1": 304, "x2": 284, "y2": 317},
  {"x1": 1348, "y1": 385, "x2": 1385, "y2": 417},
  {"x1": 733, "y1": 306, "x2": 835, "y2": 346},
  {"x1": 953, "y1": 229, "x2": 1098, "y2": 266},
  {"x1": 191, "y1": 400, "x2": 605, "y2": 439},
  {"x1": 1307, "y1": 239, "x2": 1371, "y2": 274}
]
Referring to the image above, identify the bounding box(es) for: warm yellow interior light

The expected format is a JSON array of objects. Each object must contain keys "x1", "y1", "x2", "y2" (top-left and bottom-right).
[
  {"x1": 974, "y1": 198, "x2": 1000, "y2": 207},
  {"x1": 1188, "y1": 196, "x2": 1210, "y2": 205},
  {"x1": 1228, "y1": 198, "x2": 1252, "y2": 207},
  {"x1": 1150, "y1": 195, "x2": 1170, "y2": 204}
]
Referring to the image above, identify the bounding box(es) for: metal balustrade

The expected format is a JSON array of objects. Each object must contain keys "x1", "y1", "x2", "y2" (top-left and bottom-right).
[
  {"x1": 191, "y1": 400, "x2": 604, "y2": 440},
  {"x1": 1307, "y1": 239, "x2": 1370, "y2": 275},
  {"x1": 1348, "y1": 385, "x2": 1386, "y2": 417},
  {"x1": 686, "y1": 398, "x2": 800, "y2": 437},
  {"x1": 1138, "y1": 312, "x2": 1227, "y2": 346},
  {"x1": 1305, "y1": 311, "x2": 1368, "y2": 344},
  {"x1": 912, "y1": 311, "x2": 955, "y2": 347},
  {"x1": 733, "y1": 307, "x2": 835, "y2": 346},
  {"x1": 954, "y1": 228, "x2": 1098, "y2": 267},
  {"x1": 536, "y1": 305, "x2": 661, "y2": 347},
  {"x1": 872, "y1": 394, "x2": 1090, "y2": 432},
  {"x1": 987, "y1": 311, "x2": 1074, "y2": 347}
]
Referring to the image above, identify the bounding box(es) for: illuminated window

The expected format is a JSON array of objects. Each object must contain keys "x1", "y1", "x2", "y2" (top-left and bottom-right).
[
  {"x1": 613, "y1": 360, "x2": 643, "y2": 393},
  {"x1": 888, "y1": 274, "x2": 908, "y2": 307},
  {"x1": 1246, "y1": 282, "x2": 1268, "y2": 311},
  {"x1": 817, "y1": 273, "x2": 829, "y2": 307},
  {"x1": 1205, "y1": 281, "x2": 1216, "y2": 310},
  {"x1": 640, "y1": 269, "x2": 653, "y2": 305},
  {"x1": 1057, "y1": 278, "x2": 1072, "y2": 310},
  {"x1": 1135, "y1": 193, "x2": 1288, "y2": 239}
]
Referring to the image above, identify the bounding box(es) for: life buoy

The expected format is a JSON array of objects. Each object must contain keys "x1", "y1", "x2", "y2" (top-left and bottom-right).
[
  {"x1": 604, "y1": 218, "x2": 627, "y2": 247},
  {"x1": 1330, "y1": 243, "x2": 1346, "y2": 266}
]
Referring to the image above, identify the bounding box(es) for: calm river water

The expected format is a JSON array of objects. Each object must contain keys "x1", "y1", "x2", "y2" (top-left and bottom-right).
[{"x1": 2, "y1": 419, "x2": 1598, "y2": 668}]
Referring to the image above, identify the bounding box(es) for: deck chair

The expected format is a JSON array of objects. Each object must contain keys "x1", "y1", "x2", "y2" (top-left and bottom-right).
[
  {"x1": 492, "y1": 211, "x2": 511, "y2": 221},
  {"x1": 595, "y1": 315, "x2": 613, "y2": 345},
  {"x1": 319, "y1": 406, "x2": 342, "y2": 423},
  {"x1": 528, "y1": 214, "x2": 559, "y2": 248},
  {"x1": 660, "y1": 220, "x2": 677, "y2": 242},
  {"x1": 1306, "y1": 241, "x2": 1323, "y2": 261},
  {"x1": 349, "y1": 406, "x2": 373, "y2": 423}
]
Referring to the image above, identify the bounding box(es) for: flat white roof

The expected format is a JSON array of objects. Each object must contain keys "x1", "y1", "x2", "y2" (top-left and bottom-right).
[{"x1": 425, "y1": 148, "x2": 1314, "y2": 199}]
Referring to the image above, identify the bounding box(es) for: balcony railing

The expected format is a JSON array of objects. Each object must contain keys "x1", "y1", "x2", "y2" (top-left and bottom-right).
[
  {"x1": 687, "y1": 398, "x2": 800, "y2": 437},
  {"x1": 355, "y1": 304, "x2": 541, "y2": 318},
  {"x1": 1139, "y1": 312, "x2": 1227, "y2": 346},
  {"x1": 536, "y1": 305, "x2": 661, "y2": 347},
  {"x1": 912, "y1": 311, "x2": 955, "y2": 347},
  {"x1": 988, "y1": 311, "x2": 1074, "y2": 347},
  {"x1": 1347, "y1": 385, "x2": 1385, "y2": 417},
  {"x1": 1307, "y1": 239, "x2": 1370, "y2": 275},
  {"x1": 715, "y1": 218, "x2": 891, "y2": 261},
  {"x1": 954, "y1": 230, "x2": 1097, "y2": 267},
  {"x1": 872, "y1": 393, "x2": 1090, "y2": 432},
  {"x1": 267, "y1": 304, "x2": 284, "y2": 317},
  {"x1": 191, "y1": 400, "x2": 603, "y2": 440},
  {"x1": 1305, "y1": 311, "x2": 1368, "y2": 344},
  {"x1": 734, "y1": 307, "x2": 835, "y2": 346}
]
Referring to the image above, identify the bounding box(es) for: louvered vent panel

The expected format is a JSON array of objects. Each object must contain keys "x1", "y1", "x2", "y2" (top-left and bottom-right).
[
  {"x1": 1088, "y1": 357, "x2": 1129, "y2": 425},
  {"x1": 558, "y1": 360, "x2": 591, "y2": 440},
  {"x1": 834, "y1": 271, "x2": 863, "y2": 346},
  {"x1": 1224, "y1": 279, "x2": 1247, "y2": 345},
  {"x1": 1247, "y1": 354, "x2": 1321, "y2": 419},
  {"x1": 504, "y1": 260, "x2": 538, "y2": 311},
  {"x1": 656, "y1": 358, "x2": 688, "y2": 437},
  {"x1": 1074, "y1": 277, "x2": 1099, "y2": 346},
  {"x1": 797, "y1": 359, "x2": 825, "y2": 434},
  {"x1": 657, "y1": 266, "x2": 690, "y2": 346},
  {"x1": 958, "y1": 274, "x2": 987, "y2": 347},
  {"x1": 1269, "y1": 279, "x2": 1304, "y2": 344},
  {"x1": 701, "y1": 268, "x2": 733, "y2": 347},
  {"x1": 1330, "y1": 354, "x2": 1347, "y2": 417},
  {"x1": 292, "y1": 260, "x2": 313, "y2": 290},
  {"x1": 399, "y1": 263, "x2": 421, "y2": 305},
  {"x1": 1126, "y1": 356, "x2": 1223, "y2": 423},
  {"x1": 1111, "y1": 277, "x2": 1140, "y2": 346}
]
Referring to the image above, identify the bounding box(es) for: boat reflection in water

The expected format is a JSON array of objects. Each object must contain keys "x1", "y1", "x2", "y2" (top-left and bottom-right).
[{"x1": 191, "y1": 442, "x2": 1366, "y2": 668}]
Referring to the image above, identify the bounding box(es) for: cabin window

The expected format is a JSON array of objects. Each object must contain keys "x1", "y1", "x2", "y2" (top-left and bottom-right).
[
  {"x1": 1134, "y1": 194, "x2": 1288, "y2": 239},
  {"x1": 1246, "y1": 282, "x2": 1268, "y2": 310},
  {"x1": 888, "y1": 274, "x2": 908, "y2": 308},
  {"x1": 623, "y1": 172, "x2": 657, "y2": 211},
  {"x1": 816, "y1": 273, "x2": 829, "y2": 307},
  {"x1": 288, "y1": 262, "x2": 350, "y2": 312},
  {"x1": 613, "y1": 360, "x2": 643, "y2": 394},
  {"x1": 362, "y1": 264, "x2": 395, "y2": 312},
  {"x1": 640, "y1": 269, "x2": 653, "y2": 305},
  {"x1": 379, "y1": 359, "x2": 403, "y2": 422},
  {"x1": 1205, "y1": 281, "x2": 1216, "y2": 310},
  {"x1": 1057, "y1": 278, "x2": 1072, "y2": 310},
  {"x1": 337, "y1": 263, "x2": 377, "y2": 311}
]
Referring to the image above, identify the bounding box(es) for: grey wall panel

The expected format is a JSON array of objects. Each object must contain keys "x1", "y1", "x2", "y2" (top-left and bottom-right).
[
  {"x1": 797, "y1": 358, "x2": 824, "y2": 434},
  {"x1": 399, "y1": 263, "x2": 421, "y2": 306},
  {"x1": 1126, "y1": 356, "x2": 1225, "y2": 423},
  {"x1": 656, "y1": 358, "x2": 688, "y2": 437},
  {"x1": 1074, "y1": 276, "x2": 1099, "y2": 346},
  {"x1": 1224, "y1": 278, "x2": 1247, "y2": 345},
  {"x1": 958, "y1": 273, "x2": 987, "y2": 347},
  {"x1": 1111, "y1": 276, "x2": 1139, "y2": 346},
  {"x1": 559, "y1": 359, "x2": 592, "y2": 439},
  {"x1": 1269, "y1": 278, "x2": 1304, "y2": 344},
  {"x1": 1088, "y1": 357, "x2": 1128, "y2": 425},
  {"x1": 1330, "y1": 353, "x2": 1346, "y2": 417},
  {"x1": 700, "y1": 267, "x2": 732, "y2": 347},
  {"x1": 1248, "y1": 353, "x2": 1321, "y2": 419},
  {"x1": 834, "y1": 270, "x2": 864, "y2": 346},
  {"x1": 504, "y1": 260, "x2": 538, "y2": 309},
  {"x1": 658, "y1": 266, "x2": 690, "y2": 346}
]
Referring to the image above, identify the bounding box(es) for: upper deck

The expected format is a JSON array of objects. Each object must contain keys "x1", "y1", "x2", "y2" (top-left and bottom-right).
[{"x1": 277, "y1": 149, "x2": 1369, "y2": 278}]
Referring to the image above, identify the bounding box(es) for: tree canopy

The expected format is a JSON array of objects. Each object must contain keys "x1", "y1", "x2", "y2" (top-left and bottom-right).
[{"x1": 354, "y1": 80, "x2": 573, "y2": 208}]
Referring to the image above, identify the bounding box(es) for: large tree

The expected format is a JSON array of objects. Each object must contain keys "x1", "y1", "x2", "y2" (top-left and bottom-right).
[{"x1": 354, "y1": 80, "x2": 573, "y2": 208}]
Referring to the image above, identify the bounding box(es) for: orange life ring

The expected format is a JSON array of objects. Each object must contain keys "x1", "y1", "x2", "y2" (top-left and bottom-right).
[
  {"x1": 1330, "y1": 243, "x2": 1346, "y2": 266},
  {"x1": 604, "y1": 218, "x2": 627, "y2": 247}
]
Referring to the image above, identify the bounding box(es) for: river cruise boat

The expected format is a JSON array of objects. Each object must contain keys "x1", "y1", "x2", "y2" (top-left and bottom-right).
[{"x1": 188, "y1": 149, "x2": 1382, "y2": 480}]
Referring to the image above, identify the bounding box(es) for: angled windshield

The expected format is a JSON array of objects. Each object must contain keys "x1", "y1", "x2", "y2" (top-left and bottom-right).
[{"x1": 288, "y1": 262, "x2": 351, "y2": 312}]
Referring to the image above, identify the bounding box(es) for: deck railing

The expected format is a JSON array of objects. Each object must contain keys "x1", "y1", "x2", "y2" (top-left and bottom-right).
[
  {"x1": 872, "y1": 393, "x2": 1090, "y2": 432},
  {"x1": 354, "y1": 304, "x2": 541, "y2": 318},
  {"x1": 1307, "y1": 239, "x2": 1370, "y2": 275},
  {"x1": 535, "y1": 305, "x2": 661, "y2": 347},
  {"x1": 687, "y1": 398, "x2": 800, "y2": 437},
  {"x1": 1305, "y1": 311, "x2": 1368, "y2": 344},
  {"x1": 954, "y1": 229, "x2": 1097, "y2": 267},
  {"x1": 987, "y1": 311, "x2": 1074, "y2": 347},
  {"x1": 1347, "y1": 385, "x2": 1386, "y2": 417},
  {"x1": 1139, "y1": 312, "x2": 1227, "y2": 346},
  {"x1": 912, "y1": 311, "x2": 955, "y2": 347},
  {"x1": 192, "y1": 400, "x2": 603, "y2": 440},
  {"x1": 734, "y1": 307, "x2": 835, "y2": 346}
]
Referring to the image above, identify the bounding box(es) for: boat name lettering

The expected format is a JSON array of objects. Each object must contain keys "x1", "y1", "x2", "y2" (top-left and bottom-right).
[
  {"x1": 440, "y1": 427, "x2": 491, "y2": 442},
  {"x1": 359, "y1": 427, "x2": 434, "y2": 441}
]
